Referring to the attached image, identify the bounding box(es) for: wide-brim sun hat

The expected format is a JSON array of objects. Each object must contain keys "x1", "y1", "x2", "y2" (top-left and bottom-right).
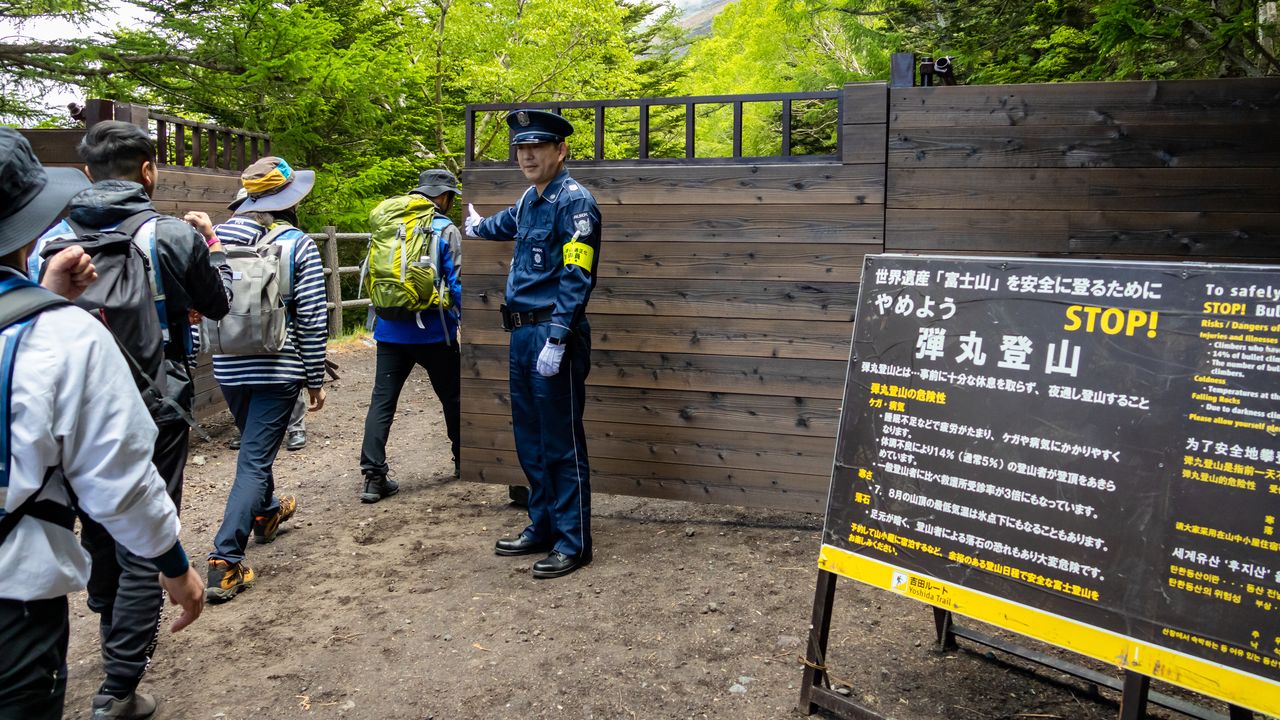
[
  {"x1": 236, "y1": 156, "x2": 315, "y2": 213},
  {"x1": 227, "y1": 187, "x2": 249, "y2": 211},
  {"x1": 410, "y1": 168, "x2": 460, "y2": 198},
  {"x1": 0, "y1": 128, "x2": 92, "y2": 256}
]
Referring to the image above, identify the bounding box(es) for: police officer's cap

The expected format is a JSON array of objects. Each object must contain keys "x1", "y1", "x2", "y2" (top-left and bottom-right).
[{"x1": 507, "y1": 109, "x2": 574, "y2": 145}]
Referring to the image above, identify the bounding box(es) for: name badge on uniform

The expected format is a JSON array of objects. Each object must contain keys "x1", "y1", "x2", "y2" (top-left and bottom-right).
[{"x1": 531, "y1": 245, "x2": 545, "y2": 270}]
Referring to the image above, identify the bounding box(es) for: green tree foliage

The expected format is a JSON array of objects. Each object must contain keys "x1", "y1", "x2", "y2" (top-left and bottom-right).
[{"x1": 2, "y1": 0, "x2": 686, "y2": 226}]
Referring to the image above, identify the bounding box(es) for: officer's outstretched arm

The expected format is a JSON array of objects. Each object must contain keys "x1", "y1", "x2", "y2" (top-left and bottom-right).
[{"x1": 472, "y1": 204, "x2": 519, "y2": 241}]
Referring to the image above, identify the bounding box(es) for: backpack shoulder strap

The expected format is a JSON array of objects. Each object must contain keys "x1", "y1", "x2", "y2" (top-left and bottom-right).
[
  {"x1": 0, "y1": 276, "x2": 71, "y2": 541},
  {"x1": 260, "y1": 223, "x2": 303, "y2": 303},
  {"x1": 130, "y1": 216, "x2": 170, "y2": 344}
]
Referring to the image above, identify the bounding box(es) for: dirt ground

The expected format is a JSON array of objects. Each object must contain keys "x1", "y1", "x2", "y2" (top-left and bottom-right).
[{"x1": 60, "y1": 342, "x2": 1231, "y2": 720}]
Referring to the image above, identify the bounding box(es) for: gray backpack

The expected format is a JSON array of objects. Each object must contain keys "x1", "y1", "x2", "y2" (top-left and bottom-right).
[{"x1": 202, "y1": 224, "x2": 299, "y2": 355}]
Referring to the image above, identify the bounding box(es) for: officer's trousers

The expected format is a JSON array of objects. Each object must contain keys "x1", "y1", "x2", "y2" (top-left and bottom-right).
[
  {"x1": 508, "y1": 321, "x2": 592, "y2": 557},
  {"x1": 79, "y1": 419, "x2": 189, "y2": 695}
]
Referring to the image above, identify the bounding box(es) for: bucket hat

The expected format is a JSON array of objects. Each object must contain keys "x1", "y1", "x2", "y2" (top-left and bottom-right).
[
  {"x1": 0, "y1": 128, "x2": 91, "y2": 256},
  {"x1": 410, "y1": 168, "x2": 460, "y2": 198},
  {"x1": 236, "y1": 156, "x2": 315, "y2": 213}
]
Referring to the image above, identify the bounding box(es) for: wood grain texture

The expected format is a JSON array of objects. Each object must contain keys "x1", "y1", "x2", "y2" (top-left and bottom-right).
[
  {"x1": 464, "y1": 310, "x2": 852, "y2": 359},
  {"x1": 841, "y1": 122, "x2": 889, "y2": 166},
  {"x1": 841, "y1": 82, "x2": 889, "y2": 125},
  {"x1": 464, "y1": 241, "x2": 871, "y2": 282},
  {"x1": 463, "y1": 345, "x2": 850, "y2": 399},
  {"x1": 19, "y1": 130, "x2": 85, "y2": 164},
  {"x1": 462, "y1": 163, "x2": 885, "y2": 206},
  {"x1": 461, "y1": 379, "x2": 841, "y2": 437},
  {"x1": 461, "y1": 449, "x2": 829, "y2": 512},
  {"x1": 462, "y1": 413, "x2": 836, "y2": 476},
  {"x1": 467, "y1": 203, "x2": 884, "y2": 244},
  {"x1": 886, "y1": 209, "x2": 1280, "y2": 258},
  {"x1": 887, "y1": 168, "x2": 1280, "y2": 212},
  {"x1": 889, "y1": 123, "x2": 1280, "y2": 169},
  {"x1": 462, "y1": 275, "x2": 860, "y2": 323},
  {"x1": 889, "y1": 78, "x2": 1280, "y2": 128}
]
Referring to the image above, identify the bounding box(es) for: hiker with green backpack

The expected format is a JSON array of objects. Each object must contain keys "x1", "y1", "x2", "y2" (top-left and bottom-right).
[{"x1": 357, "y1": 169, "x2": 463, "y2": 503}]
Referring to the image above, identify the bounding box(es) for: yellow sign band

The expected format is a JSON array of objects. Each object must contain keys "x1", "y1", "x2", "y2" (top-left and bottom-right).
[{"x1": 563, "y1": 240, "x2": 594, "y2": 271}]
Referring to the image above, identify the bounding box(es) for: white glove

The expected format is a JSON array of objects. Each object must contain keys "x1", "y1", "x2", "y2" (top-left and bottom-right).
[
  {"x1": 464, "y1": 203, "x2": 484, "y2": 237},
  {"x1": 536, "y1": 339, "x2": 566, "y2": 377}
]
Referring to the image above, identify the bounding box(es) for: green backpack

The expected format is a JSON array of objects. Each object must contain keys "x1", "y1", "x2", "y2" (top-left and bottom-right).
[{"x1": 362, "y1": 194, "x2": 453, "y2": 324}]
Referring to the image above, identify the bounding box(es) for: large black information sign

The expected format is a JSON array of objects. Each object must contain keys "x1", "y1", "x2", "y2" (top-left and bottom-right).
[{"x1": 819, "y1": 254, "x2": 1280, "y2": 714}]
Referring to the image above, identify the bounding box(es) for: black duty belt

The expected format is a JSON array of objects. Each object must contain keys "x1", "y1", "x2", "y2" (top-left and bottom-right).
[{"x1": 500, "y1": 304, "x2": 553, "y2": 330}]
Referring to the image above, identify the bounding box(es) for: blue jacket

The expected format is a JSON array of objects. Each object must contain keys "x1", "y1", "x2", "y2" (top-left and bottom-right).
[
  {"x1": 373, "y1": 217, "x2": 462, "y2": 345},
  {"x1": 474, "y1": 169, "x2": 601, "y2": 342}
]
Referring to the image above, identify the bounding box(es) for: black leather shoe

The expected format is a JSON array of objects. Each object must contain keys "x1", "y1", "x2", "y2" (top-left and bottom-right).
[
  {"x1": 532, "y1": 550, "x2": 592, "y2": 579},
  {"x1": 285, "y1": 430, "x2": 307, "y2": 451},
  {"x1": 228, "y1": 436, "x2": 241, "y2": 450},
  {"x1": 494, "y1": 534, "x2": 550, "y2": 557}
]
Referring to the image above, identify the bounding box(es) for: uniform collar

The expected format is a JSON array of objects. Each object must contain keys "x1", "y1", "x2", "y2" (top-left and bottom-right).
[{"x1": 536, "y1": 169, "x2": 572, "y2": 204}]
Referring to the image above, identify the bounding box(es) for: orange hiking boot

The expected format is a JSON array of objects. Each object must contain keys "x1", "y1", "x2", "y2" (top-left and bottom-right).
[
  {"x1": 252, "y1": 495, "x2": 297, "y2": 544},
  {"x1": 206, "y1": 559, "x2": 255, "y2": 603}
]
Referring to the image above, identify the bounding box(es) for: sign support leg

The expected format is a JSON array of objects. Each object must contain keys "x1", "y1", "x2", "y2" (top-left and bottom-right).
[
  {"x1": 932, "y1": 607, "x2": 957, "y2": 651},
  {"x1": 799, "y1": 569, "x2": 838, "y2": 713},
  {"x1": 1119, "y1": 671, "x2": 1150, "y2": 720},
  {"x1": 1227, "y1": 706, "x2": 1253, "y2": 720}
]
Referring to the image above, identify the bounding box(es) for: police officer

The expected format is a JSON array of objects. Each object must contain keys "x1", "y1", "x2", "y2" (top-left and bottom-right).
[{"x1": 465, "y1": 109, "x2": 601, "y2": 579}]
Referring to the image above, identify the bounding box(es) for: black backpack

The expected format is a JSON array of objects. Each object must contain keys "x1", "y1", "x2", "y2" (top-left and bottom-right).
[{"x1": 40, "y1": 211, "x2": 169, "y2": 417}]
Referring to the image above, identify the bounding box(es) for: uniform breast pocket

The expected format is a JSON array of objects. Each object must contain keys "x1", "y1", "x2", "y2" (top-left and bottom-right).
[{"x1": 516, "y1": 228, "x2": 550, "y2": 272}]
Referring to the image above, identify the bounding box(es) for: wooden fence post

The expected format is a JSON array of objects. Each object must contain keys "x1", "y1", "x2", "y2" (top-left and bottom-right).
[{"x1": 322, "y1": 226, "x2": 342, "y2": 338}]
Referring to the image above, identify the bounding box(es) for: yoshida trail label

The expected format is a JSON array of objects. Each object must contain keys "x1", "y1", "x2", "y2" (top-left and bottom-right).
[{"x1": 819, "y1": 254, "x2": 1280, "y2": 715}]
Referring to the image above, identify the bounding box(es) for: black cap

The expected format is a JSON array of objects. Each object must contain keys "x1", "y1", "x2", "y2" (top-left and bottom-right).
[
  {"x1": 0, "y1": 128, "x2": 91, "y2": 257},
  {"x1": 507, "y1": 109, "x2": 574, "y2": 145},
  {"x1": 410, "y1": 168, "x2": 460, "y2": 198}
]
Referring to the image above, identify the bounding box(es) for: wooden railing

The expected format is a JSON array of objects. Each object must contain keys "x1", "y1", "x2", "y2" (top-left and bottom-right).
[
  {"x1": 465, "y1": 90, "x2": 843, "y2": 165},
  {"x1": 311, "y1": 227, "x2": 370, "y2": 337},
  {"x1": 82, "y1": 99, "x2": 270, "y2": 173}
]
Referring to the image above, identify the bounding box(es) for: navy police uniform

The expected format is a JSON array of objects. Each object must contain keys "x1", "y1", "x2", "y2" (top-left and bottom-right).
[{"x1": 473, "y1": 110, "x2": 601, "y2": 565}]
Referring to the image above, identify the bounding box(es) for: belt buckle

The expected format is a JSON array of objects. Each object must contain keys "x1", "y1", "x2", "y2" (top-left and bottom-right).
[{"x1": 512, "y1": 313, "x2": 523, "y2": 328}]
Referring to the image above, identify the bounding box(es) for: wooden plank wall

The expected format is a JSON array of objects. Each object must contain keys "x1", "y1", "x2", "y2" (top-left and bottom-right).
[
  {"x1": 23, "y1": 125, "x2": 242, "y2": 420},
  {"x1": 885, "y1": 78, "x2": 1280, "y2": 260},
  {"x1": 458, "y1": 83, "x2": 888, "y2": 512}
]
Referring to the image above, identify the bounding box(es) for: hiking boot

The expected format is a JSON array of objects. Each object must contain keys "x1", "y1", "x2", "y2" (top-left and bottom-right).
[
  {"x1": 228, "y1": 435, "x2": 240, "y2": 450},
  {"x1": 252, "y1": 495, "x2": 297, "y2": 544},
  {"x1": 360, "y1": 473, "x2": 399, "y2": 504},
  {"x1": 91, "y1": 690, "x2": 157, "y2": 719},
  {"x1": 205, "y1": 560, "x2": 254, "y2": 603},
  {"x1": 285, "y1": 430, "x2": 307, "y2": 451}
]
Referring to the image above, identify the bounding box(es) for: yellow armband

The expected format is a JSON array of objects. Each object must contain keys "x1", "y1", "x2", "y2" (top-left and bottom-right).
[{"x1": 563, "y1": 239, "x2": 594, "y2": 271}]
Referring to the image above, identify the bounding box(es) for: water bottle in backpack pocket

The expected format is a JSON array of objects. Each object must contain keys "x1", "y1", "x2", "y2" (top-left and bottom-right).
[{"x1": 202, "y1": 223, "x2": 298, "y2": 355}]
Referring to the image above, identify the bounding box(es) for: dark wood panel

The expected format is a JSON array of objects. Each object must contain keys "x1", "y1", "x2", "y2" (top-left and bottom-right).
[
  {"x1": 468, "y1": 202, "x2": 884, "y2": 244},
  {"x1": 886, "y1": 209, "x2": 1280, "y2": 258},
  {"x1": 462, "y1": 414, "x2": 836, "y2": 476},
  {"x1": 889, "y1": 78, "x2": 1280, "y2": 128},
  {"x1": 462, "y1": 163, "x2": 885, "y2": 206},
  {"x1": 155, "y1": 169, "x2": 242, "y2": 202},
  {"x1": 461, "y1": 379, "x2": 841, "y2": 437},
  {"x1": 19, "y1": 130, "x2": 85, "y2": 165},
  {"x1": 889, "y1": 123, "x2": 1280, "y2": 169},
  {"x1": 464, "y1": 311, "x2": 852, "y2": 359},
  {"x1": 463, "y1": 345, "x2": 850, "y2": 399},
  {"x1": 840, "y1": 122, "x2": 888, "y2": 166},
  {"x1": 462, "y1": 276, "x2": 860, "y2": 323},
  {"x1": 151, "y1": 200, "x2": 233, "y2": 224},
  {"x1": 461, "y1": 449, "x2": 828, "y2": 512},
  {"x1": 841, "y1": 82, "x2": 889, "y2": 125},
  {"x1": 464, "y1": 241, "x2": 871, "y2": 282},
  {"x1": 887, "y1": 168, "x2": 1280, "y2": 212}
]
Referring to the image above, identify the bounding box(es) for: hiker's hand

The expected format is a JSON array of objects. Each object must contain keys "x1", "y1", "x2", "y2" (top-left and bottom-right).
[
  {"x1": 184, "y1": 211, "x2": 215, "y2": 240},
  {"x1": 159, "y1": 565, "x2": 205, "y2": 633},
  {"x1": 464, "y1": 203, "x2": 483, "y2": 237},
  {"x1": 40, "y1": 245, "x2": 97, "y2": 300},
  {"x1": 188, "y1": 310, "x2": 203, "y2": 325},
  {"x1": 536, "y1": 339, "x2": 565, "y2": 377},
  {"x1": 307, "y1": 386, "x2": 326, "y2": 412}
]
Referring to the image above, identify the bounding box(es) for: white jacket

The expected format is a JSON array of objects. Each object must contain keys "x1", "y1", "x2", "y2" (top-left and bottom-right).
[{"x1": 0, "y1": 286, "x2": 180, "y2": 601}]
